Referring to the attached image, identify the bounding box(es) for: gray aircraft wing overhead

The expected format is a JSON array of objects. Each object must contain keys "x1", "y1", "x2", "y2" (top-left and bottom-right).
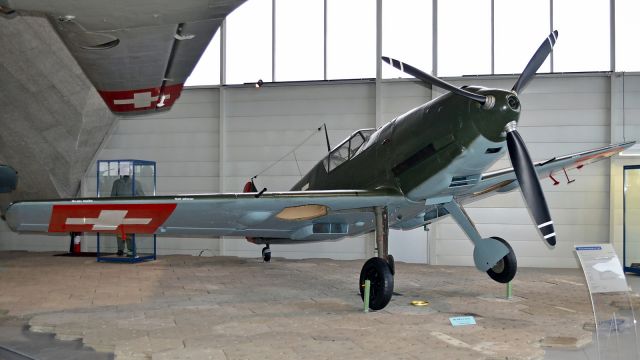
[
  {"x1": 4, "y1": 0, "x2": 246, "y2": 114},
  {"x1": 460, "y1": 141, "x2": 635, "y2": 204},
  {"x1": 5, "y1": 190, "x2": 405, "y2": 243}
]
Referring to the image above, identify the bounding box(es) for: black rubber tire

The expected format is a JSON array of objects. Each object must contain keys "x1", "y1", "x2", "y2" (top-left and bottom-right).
[
  {"x1": 262, "y1": 246, "x2": 271, "y2": 262},
  {"x1": 359, "y1": 257, "x2": 394, "y2": 310},
  {"x1": 486, "y1": 237, "x2": 517, "y2": 283},
  {"x1": 387, "y1": 254, "x2": 395, "y2": 275}
]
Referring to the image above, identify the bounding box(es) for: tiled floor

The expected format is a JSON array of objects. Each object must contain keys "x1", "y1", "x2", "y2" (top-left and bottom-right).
[{"x1": 0, "y1": 251, "x2": 637, "y2": 360}]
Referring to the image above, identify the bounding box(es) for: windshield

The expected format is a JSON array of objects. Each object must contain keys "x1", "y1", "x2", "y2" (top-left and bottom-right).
[{"x1": 323, "y1": 129, "x2": 375, "y2": 172}]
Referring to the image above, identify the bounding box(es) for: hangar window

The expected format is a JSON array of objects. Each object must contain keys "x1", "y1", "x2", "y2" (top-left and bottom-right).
[
  {"x1": 616, "y1": 0, "x2": 640, "y2": 71},
  {"x1": 275, "y1": 0, "x2": 324, "y2": 81},
  {"x1": 226, "y1": 0, "x2": 273, "y2": 84},
  {"x1": 382, "y1": 0, "x2": 432, "y2": 79},
  {"x1": 326, "y1": 0, "x2": 376, "y2": 79},
  {"x1": 494, "y1": 0, "x2": 550, "y2": 74},
  {"x1": 437, "y1": 0, "x2": 491, "y2": 76},
  {"x1": 185, "y1": 32, "x2": 220, "y2": 86},
  {"x1": 186, "y1": 0, "x2": 622, "y2": 84},
  {"x1": 552, "y1": 0, "x2": 609, "y2": 72}
]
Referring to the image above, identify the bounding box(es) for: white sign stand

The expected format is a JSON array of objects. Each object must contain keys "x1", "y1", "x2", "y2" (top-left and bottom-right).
[{"x1": 575, "y1": 244, "x2": 640, "y2": 359}]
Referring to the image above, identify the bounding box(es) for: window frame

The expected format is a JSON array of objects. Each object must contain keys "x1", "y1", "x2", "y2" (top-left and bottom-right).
[{"x1": 323, "y1": 129, "x2": 375, "y2": 172}]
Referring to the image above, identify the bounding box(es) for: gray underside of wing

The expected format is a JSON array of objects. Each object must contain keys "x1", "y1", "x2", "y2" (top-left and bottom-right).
[
  {"x1": 27, "y1": 0, "x2": 246, "y2": 112},
  {"x1": 49, "y1": 18, "x2": 175, "y2": 91},
  {"x1": 23, "y1": 0, "x2": 248, "y2": 90},
  {"x1": 49, "y1": 17, "x2": 225, "y2": 91}
]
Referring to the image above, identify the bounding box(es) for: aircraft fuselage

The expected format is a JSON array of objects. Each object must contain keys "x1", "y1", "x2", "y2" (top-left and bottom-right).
[{"x1": 292, "y1": 87, "x2": 521, "y2": 204}]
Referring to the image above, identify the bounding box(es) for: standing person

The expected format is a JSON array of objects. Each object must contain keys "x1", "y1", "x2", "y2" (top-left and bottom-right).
[{"x1": 110, "y1": 173, "x2": 144, "y2": 256}]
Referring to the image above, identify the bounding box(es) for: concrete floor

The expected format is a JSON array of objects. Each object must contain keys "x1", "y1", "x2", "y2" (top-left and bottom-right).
[{"x1": 0, "y1": 251, "x2": 637, "y2": 360}]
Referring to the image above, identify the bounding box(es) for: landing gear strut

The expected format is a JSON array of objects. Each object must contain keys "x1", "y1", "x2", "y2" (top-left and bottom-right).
[
  {"x1": 262, "y1": 244, "x2": 271, "y2": 262},
  {"x1": 442, "y1": 200, "x2": 517, "y2": 283},
  {"x1": 359, "y1": 206, "x2": 394, "y2": 310}
]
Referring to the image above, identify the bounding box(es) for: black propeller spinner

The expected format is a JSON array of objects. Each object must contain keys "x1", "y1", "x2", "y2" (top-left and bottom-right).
[{"x1": 383, "y1": 30, "x2": 559, "y2": 246}]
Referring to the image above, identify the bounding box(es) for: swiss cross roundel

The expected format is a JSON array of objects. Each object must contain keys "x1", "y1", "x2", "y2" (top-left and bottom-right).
[{"x1": 48, "y1": 203, "x2": 177, "y2": 234}]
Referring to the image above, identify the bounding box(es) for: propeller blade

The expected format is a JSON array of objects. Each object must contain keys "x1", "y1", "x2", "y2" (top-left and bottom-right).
[
  {"x1": 506, "y1": 128, "x2": 556, "y2": 246},
  {"x1": 512, "y1": 30, "x2": 558, "y2": 94},
  {"x1": 382, "y1": 56, "x2": 487, "y2": 104}
]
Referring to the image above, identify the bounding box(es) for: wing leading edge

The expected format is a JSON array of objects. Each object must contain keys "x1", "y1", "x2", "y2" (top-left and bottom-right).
[
  {"x1": 460, "y1": 141, "x2": 635, "y2": 204},
  {"x1": 6, "y1": 190, "x2": 405, "y2": 243}
]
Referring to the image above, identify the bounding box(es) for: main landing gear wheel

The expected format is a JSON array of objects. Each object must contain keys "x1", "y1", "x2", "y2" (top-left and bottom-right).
[
  {"x1": 486, "y1": 237, "x2": 517, "y2": 283},
  {"x1": 359, "y1": 257, "x2": 394, "y2": 311},
  {"x1": 262, "y1": 245, "x2": 271, "y2": 262}
]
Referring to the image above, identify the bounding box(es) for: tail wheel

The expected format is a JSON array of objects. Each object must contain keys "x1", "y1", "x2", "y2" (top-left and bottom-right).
[
  {"x1": 359, "y1": 257, "x2": 394, "y2": 311},
  {"x1": 486, "y1": 237, "x2": 517, "y2": 283},
  {"x1": 262, "y1": 245, "x2": 271, "y2": 262}
]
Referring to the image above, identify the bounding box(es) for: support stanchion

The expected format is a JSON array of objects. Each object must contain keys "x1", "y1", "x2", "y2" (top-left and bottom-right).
[
  {"x1": 364, "y1": 280, "x2": 371, "y2": 313},
  {"x1": 506, "y1": 282, "x2": 512, "y2": 300}
]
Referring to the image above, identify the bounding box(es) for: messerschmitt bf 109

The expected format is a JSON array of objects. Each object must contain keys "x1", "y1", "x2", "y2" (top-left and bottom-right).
[{"x1": 5, "y1": 31, "x2": 634, "y2": 310}]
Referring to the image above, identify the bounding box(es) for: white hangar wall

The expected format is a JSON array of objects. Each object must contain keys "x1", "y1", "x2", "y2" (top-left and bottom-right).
[{"x1": 3, "y1": 73, "x2": 639, "y2": 269}]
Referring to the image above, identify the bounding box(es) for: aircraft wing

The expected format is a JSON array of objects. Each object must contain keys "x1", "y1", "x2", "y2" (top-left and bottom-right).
[
  {"x1": 460, "y1": 141, "x2": 635, "y2": 204},
  {"x1": 5, "y1": 190, "x2": 405, "y2": 242},
  {"x1": 41, "y1": 0, "x2": 245, "y2": 114}
]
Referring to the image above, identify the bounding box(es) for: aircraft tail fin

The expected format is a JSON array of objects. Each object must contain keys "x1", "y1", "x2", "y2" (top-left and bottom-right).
[{"x1": 243, "y1": 180, "x2": 258, "y2": 193}]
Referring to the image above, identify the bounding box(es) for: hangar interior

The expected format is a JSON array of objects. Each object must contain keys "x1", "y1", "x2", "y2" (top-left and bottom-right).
[
  {"x1": 1, "y1": 0, "x2": 639, "y2": 270},
  {"x1": 3, "y1": 1, "x2": 640, "y2": 359}
]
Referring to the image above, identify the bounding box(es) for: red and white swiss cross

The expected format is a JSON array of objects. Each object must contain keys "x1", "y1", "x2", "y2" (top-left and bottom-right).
[
  {"x1": 48, "y1": 203, "x2": 177, "y2": 234},
  {"x1": 98, "y1": 84, "x2": 184, "y2": 113}
]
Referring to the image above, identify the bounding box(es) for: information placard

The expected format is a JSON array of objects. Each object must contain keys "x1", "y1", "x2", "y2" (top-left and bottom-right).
[
  {"x1": 449, "y1": 316, "x2": 476, "y2": 327},
  {"x1": 575, "y1": 244, "x2": 628, "y2": 294}
]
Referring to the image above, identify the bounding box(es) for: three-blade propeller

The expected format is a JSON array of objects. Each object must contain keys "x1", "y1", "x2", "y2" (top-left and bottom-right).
[
  {"x1": 505, "y1": 30, "x2": 558, "y2": 246},
  {"x1": 383, "y1": 30, "x2": 558, "y2": 246}
]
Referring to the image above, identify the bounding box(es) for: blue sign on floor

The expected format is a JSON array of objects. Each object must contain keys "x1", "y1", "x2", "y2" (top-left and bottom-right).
[{"x1": 449, "y1": 316, "x2": 476, "y2": 326}]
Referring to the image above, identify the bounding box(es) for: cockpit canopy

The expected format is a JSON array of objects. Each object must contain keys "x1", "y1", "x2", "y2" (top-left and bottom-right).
[{"x1": 323, "y1": 129, "x2": 375, "y2": 172}]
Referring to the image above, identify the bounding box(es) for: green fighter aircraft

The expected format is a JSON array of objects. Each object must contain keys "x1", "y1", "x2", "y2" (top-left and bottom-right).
[{"x1": 5, "y1": 31, "x2": 634, "y2": 310}]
